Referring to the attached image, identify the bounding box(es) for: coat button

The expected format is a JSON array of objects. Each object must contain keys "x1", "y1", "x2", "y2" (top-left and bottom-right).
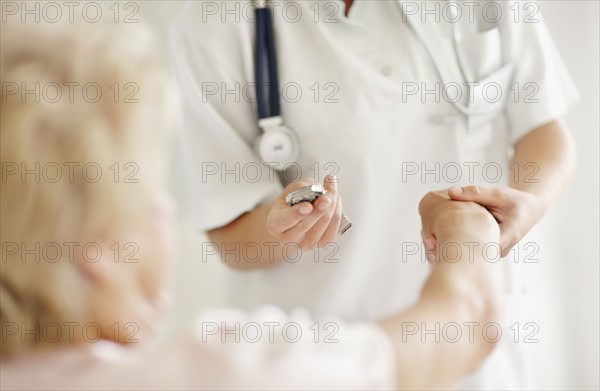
[{"x1": 381, "y1": 66, "x2": 392, "y2": 76}]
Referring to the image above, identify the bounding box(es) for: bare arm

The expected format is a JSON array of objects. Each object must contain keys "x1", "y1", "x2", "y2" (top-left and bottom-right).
[
  {"x1": 381, "y1": 192, "x2": 504, "y2": 389},
  {"x1": 511, "y1": 119, "x2": 576, "y2": 210},
  {"x1": 448, "y1": 119, "x2": 577, "y2": 255},
  {"x1": 208, "y1": 176, "x2": 343, "y2": 269},
  {"x1": 207, "y1": 200, "x2": 281, "y2": 269}
]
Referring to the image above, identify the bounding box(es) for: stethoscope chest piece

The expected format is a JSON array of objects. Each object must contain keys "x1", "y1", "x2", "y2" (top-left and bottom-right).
[{"x1": 255, "y1": 116, "x2": 300, "y2": 167}]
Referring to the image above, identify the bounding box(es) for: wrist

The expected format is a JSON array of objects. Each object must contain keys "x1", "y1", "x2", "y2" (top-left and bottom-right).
[
  {"x1": 518, "y1": 189, "x2": 547, "y2": 225},
  {"x1": 423, "y1": 259, "x2": 504, "y2": 324},
  {"x1": 512, "y1": 185, "x2": 548, "y2": 216},
  {"x1": 435, "y1": 216, "x2": 500, "y2": 246}
]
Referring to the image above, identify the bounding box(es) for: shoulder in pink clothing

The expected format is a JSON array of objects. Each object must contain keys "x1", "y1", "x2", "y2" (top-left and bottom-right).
[{"x1": 2, "y1": 306, "x2": 396, "y2": 390}]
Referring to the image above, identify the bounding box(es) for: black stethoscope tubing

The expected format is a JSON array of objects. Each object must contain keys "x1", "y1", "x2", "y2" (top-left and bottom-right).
[{"x1": 255, "y1": 6, "x2": 281, "y2": 120}]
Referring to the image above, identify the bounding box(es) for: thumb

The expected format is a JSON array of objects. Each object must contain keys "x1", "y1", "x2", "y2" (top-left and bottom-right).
[{"x1": 447, "y1": 186, "x2": 502, "y2": 207}]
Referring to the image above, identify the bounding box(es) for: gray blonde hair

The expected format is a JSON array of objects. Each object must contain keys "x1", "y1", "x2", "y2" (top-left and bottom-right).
[{"x1": 1, "y1": 16, "x2": 176, "y2": 356}]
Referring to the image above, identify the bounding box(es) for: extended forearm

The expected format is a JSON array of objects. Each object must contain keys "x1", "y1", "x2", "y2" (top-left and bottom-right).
[
  {"x1": 207, "y1": 201, "x2": 286, "y2": 269},
  {"x1": 380, "y1": 232, "x2": 504, "y2": 389},
  {"x1": 511, "y1": 119, "x2": 576, "y2": 211}
]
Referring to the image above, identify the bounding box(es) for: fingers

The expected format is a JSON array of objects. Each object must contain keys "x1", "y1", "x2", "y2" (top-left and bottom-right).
[
  {"x1": 267, "y1": 179, "x2": 316, "y2": 234},
  {"x1": 448, "y1": 186, "x2": 506, "y2": 207},
  {"x1": 448, "y1": 186, "x2": 513, "y2": 255},
  {"x1": 319, "y1": 195, "x2": 342, "y2": 244},
  {"x1": 317, "y1": 176, "x2": 341, "y2": 244},
  {"x1": 283, "y1": 176, "x2": 339, "y2": 249},
  {"x1": 282, "y1": 196, "x2": 331, "y2": 243},
  {"x1": 266, "y1": 201, "x2": 313, "y2": 234},
  {"x1": 291, "y1": 197, "x2": 336, "y2": 249},
  {"x1": 268, "y1": 176, "x2": 342, "y2": 250},
  {"x1": 323, "y1": 174, "x2": 338, "y2": 193},
  {"x1": 422, "y1": 232, "x2": 437, "y2": 263}
]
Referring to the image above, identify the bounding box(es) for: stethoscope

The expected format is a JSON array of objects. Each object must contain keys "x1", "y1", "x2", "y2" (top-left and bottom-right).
[
  {"x1": 253, "y1": 0, "x2": 507, "y2": 169},
  {"x1": 253, "y1": 4, "x2": 300, "y2": 169}
]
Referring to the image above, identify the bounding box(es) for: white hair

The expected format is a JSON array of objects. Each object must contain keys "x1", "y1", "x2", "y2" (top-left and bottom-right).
[{"x1": 1, "y1": 15, "x2": 176, "y2": 356}]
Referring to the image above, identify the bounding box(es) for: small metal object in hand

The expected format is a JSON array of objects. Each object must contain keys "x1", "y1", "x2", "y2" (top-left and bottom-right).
[{"x1": 285, "y1": 185, "x2": 352, "y2": 235}]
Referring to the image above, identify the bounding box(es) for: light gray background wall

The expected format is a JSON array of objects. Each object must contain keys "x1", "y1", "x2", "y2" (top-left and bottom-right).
[{"x1": 139, "y1": 1, "x2": 599, "y2": 389}]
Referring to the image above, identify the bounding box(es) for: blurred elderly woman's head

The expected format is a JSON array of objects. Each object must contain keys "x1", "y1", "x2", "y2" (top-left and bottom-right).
[{"x1": 1, "y1": 17, "x2": 178, "y2": 357}]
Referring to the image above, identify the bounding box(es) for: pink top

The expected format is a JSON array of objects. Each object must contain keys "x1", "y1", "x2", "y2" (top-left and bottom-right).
[{"x1": 1, "y1": 307, "x2": 396, "y2": 390}]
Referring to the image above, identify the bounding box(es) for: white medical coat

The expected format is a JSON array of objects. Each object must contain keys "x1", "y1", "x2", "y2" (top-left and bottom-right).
[{"x1": 170, "y1": 1, "x2": 578, "y2": 388}]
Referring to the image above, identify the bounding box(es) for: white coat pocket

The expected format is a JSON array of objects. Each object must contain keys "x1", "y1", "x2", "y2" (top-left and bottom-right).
[
  {"x1": 462, "y1": 26, "x2": 503, "y2": 81},
  {"x1": 467, "y1": 61, "x2": 515, "y2": 132}
]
